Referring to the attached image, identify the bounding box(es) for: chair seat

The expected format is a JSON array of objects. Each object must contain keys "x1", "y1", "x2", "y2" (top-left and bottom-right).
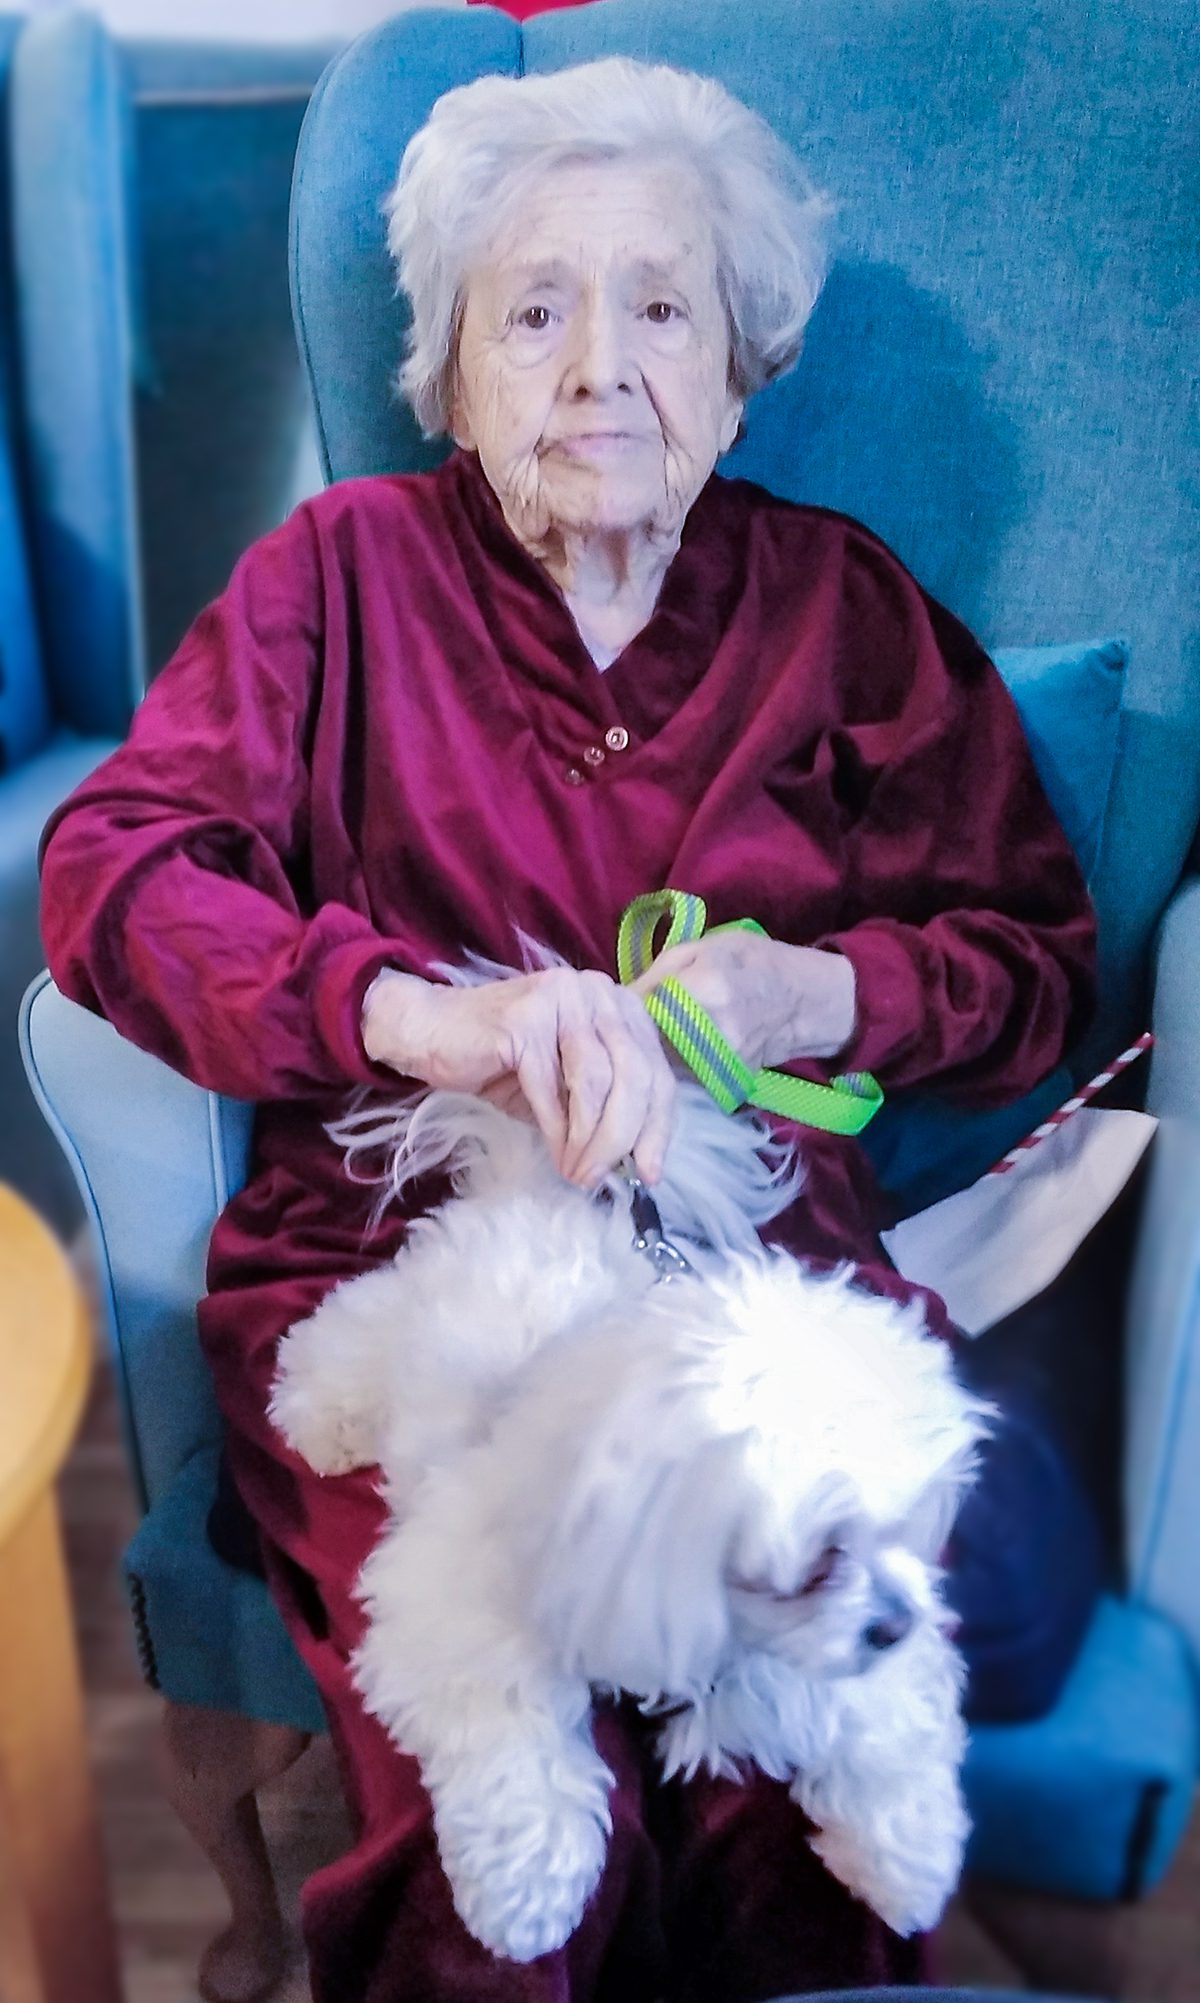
[
  {"x1": 965, "y1": 1594, "x2": 1197, "y2": 1900},
  {"x1": 122, "y1": 1442, "x2": 326, "y2": 1735}
]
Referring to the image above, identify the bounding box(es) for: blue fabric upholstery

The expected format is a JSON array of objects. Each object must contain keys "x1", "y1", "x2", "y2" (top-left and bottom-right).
[
  {"x1": 965, "y1": 1597, "x2": 1198, "y2": 1899},
  {"x1": 10, "y1": 13, "x2": 332, "y2": 693},
  {"x1": 127, "y1": 42, "x2": 331, "y2": 674},
  {"x1": 123, "y1": 1442, "x2": 326, "y2": 1733},
  {"x1": 863, "y1": 637, "x2": 1126, "y2": 1211},
  {"x1": 0, "y1": 11, "x2": 50, "y2": 766},
  {"x1": 291, "y1": 0, "x2": 1199, "y2": 1083},
  {"x1": 2, "y1": 737, "x2": 119, "y2": 1224},
  {"x1": 1126, "y1": 878, "x2": 1200, "y2": 1660},
  {"x1": 20, "y1": 975, "x2": 248, "y2": 1508},
  {"x1": 991, "y1": 639, "x2": 1127, "y2": 886},
  {"x1": 4, "y1": 14, "x2": 333, "y2": 1230},
  {"x1": 0, "y1": 14, "x2": 127, "y2": 1226},
  {"x1": 10, "y1": 11, "x2": 143, "y2": 734}
]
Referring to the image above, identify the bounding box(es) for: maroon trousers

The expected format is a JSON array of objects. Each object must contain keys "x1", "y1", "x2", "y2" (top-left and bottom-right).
[{"x1": 254, "y1": 1441, "x2": 924, "y2": 2003}]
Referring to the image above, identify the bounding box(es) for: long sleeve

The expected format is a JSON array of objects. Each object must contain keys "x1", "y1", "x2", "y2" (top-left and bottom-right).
[
  {"x1": 39, "y1": 504, "x2": 422, "y2": 1101},
  {"x1": 813, "y1": 542, "x2": 1097, "y2": 1107}
]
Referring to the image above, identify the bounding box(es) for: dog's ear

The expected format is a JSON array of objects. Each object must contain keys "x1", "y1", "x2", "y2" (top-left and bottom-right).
[
  {"x1": 533, "y1": 1427, "x2": 753, "y2": 1698},
  {"x1": 901, "y1": 1446, "x2": 980, "y2": 1561}
]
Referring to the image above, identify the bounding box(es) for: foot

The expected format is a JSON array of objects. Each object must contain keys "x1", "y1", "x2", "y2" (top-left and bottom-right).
[{"x1": 438, "y1": 1770, "x2": 612, "y2": 1962}]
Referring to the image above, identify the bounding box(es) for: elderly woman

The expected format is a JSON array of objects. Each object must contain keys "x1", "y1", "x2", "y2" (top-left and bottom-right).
[{"x1": 41, "y1": 57, "x2": 1100, "y2": 2003}]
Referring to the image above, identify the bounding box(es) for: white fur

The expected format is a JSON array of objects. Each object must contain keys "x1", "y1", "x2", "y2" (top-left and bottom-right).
[{"x1": 271, "y1": 1082, "x2": 988, "y2": 1962}]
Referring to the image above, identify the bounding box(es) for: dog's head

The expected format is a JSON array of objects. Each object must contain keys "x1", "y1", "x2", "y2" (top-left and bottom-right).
[
  {"x1": 722, "y1": 1470, "x2": 944, "y2": 1681},
  {"x1": 530, "y1": 1252, "x2": 989, "y2": 1701}
]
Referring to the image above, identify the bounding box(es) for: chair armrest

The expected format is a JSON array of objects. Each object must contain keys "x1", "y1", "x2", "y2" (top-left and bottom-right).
[
  {"x1": 1124, "y1": 876, "x2": 1200, "y2": 1661},
  {"x1": 18, "y1": 974, "x2": 254, "y2": 1511}
]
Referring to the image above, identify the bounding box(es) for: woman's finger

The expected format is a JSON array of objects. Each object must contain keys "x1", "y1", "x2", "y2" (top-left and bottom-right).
[
  {"x1": 557, "y1": 1013, "x2": 616, "y2": 1181},
  {"x1": 628, "y1": 1036, "x2": 676, "y2": 1185},
  {"x1": 512, "y1": 1020, "x2": 569, "y2": 1166},
  {"x1": 477, "y1": 1073, "x2": 536, "y2": 1123},
  {"x1": 568, "y1": 1025, "x2": 655, "y2": 1186},
  {"x1": 567, "y1": 986, "x2": 674, "y2": 1186}
]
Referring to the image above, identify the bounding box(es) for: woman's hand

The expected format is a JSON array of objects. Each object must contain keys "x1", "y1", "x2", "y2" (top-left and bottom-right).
[
  {"x1": 361, "y1": 967, "x2": 675, "y2": 1187},
  {"x1": 629, "y1": 929, "x2": 857, "y2": 1071}
]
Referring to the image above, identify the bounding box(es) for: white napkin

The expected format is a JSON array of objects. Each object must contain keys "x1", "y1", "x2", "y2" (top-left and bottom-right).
[{"x1": 880, "y1": 1106, "x2": 1157, "y2": 1335}]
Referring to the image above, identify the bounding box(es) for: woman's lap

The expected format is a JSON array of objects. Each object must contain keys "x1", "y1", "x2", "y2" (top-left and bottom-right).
[
  {"x1": 201, "y1": 1244, "x2": 1102, "y2": 2002},
  {"x1": 239, "y1": 1445, "x2": 920, "y2": 2003}
]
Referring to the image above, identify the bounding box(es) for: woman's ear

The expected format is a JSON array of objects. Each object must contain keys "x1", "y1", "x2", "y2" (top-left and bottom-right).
[
  {"x1": 719, "y1": 397, "x2": 745, "y2": 456},
  {"x1": 448, "y1": 376, "x2": 474, "y2": 452}
]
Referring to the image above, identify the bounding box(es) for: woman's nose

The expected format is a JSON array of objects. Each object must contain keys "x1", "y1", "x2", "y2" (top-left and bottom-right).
[{"x1": 562, "y1": 299, "x2": 633, "y2": 399}]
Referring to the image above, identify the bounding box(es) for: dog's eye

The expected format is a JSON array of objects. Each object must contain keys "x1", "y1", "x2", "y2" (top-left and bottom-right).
[{"x1": 799, "y1": 1546, "x2": 843, "y2": 1596}]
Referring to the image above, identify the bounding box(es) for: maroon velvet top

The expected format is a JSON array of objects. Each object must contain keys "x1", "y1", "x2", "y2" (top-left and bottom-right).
[{"x1": 40, "y1": 450, "x2": 1096, "y2": 1404}]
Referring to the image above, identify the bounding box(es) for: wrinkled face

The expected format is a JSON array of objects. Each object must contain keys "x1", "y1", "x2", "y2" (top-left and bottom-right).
[
  {"x1": 450, "y1": 156, "x2": 743, "y2": 547},
  {"x1": 726, "y1": 1498, "x2": 936, "y2": 1680}
]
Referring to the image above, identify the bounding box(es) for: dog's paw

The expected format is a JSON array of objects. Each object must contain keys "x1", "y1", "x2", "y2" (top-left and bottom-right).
[
  {"x1": 439, "y1": 1783, "x2": 610, "y2": 1963},
  {"x1": 268, "y1": 1337, "x2": 374, "y2": 1476},
  {"x1": 805, "y1": 1807, "x2": 965, "y2": 1937}
]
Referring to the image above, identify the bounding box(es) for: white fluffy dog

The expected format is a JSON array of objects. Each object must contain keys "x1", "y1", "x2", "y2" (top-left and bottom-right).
[{"x1": 271, "y1": 1075, "x2": 988, "y2": 1964}]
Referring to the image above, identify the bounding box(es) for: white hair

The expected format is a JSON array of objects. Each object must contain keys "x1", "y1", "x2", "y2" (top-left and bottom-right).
[{"x1": 385, "y1": 56, "x2": 831, "y2": 437}]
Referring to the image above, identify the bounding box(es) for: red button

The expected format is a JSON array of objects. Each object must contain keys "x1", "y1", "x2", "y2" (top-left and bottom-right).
[{"x1": 605, "y1": 725, "x2": 630, "y2": 752}]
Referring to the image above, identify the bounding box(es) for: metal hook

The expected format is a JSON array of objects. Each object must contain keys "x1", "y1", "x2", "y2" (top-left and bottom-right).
[{"x1": 618, "y1": 1160, "x2": 695, "y2": 1282}]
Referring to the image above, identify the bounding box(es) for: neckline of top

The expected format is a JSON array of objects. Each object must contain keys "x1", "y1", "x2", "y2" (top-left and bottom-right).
[{"x1": 438, "y1": 448, "x2": 746, "y2": 752}]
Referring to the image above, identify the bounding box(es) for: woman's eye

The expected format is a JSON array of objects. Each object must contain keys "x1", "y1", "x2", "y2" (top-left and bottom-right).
[
  {"x1": 645, "y1": 300, "x2": 677, "y2": 325},
  {"x1": 517, "y1": 304, "x2": 553, "y2": 331}
]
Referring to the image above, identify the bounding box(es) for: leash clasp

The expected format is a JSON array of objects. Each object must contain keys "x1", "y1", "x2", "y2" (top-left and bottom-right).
[{"x1": 619, "y1": 1162, "x2": 694, "y2": 1283}]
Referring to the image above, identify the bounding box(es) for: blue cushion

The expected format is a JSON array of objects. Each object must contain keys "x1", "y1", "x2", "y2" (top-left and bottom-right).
[
  {"x1": 863, "y1": 636, "x2": 1126, "y2": 1212},
  {"x1": 993, "y1": 637, "x2": 1126, "y2": 884},
  {"x1": 124, "y1": 1442, "x2": 326, "y2": 1733},
  {"x1": 964, "y1": 1594, "x2": 1198, "y2": 1899}
]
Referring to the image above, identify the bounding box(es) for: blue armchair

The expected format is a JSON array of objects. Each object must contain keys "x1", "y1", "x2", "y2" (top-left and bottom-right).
[
  {"x1": 2, "y1": 10, "x2": 333, "y2": 1234},
  {"x1": 22, "y1": 3, "x2": 1200, "y2": 1999},
  {"x1": 0, "y1": 12, "x2": 127, "y2": 1232}
]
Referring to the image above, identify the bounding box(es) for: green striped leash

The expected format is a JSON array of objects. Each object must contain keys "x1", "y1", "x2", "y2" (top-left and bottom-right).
[{"x1": 616, "y1": 889, "x2": 883, "y2": 1136}]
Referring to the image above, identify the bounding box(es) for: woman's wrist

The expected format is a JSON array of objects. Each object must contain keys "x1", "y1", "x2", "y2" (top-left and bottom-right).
[
  {"x1": 771, "y1": 940, "x2": 858, "y2": 1065},
  {"x1": 813, "y1": 947, "x2": 859, "y2": 1059}
]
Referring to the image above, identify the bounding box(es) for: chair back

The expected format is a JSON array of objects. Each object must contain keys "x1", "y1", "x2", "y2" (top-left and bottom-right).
[
  {"x1": 10, "y1": 13, "x2": 332, "y2": 720},
  {"x1": 290, "y1": 0, "x2": 1200, "y2": 1067},
  {"x1": 0, "y1": 14, "x2": 52, "y2": 774}
]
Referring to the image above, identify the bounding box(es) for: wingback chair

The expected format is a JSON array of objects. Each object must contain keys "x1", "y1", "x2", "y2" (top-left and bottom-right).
[
  {"x1": 22, "y1": 3, "x2": 1200, "y2": 2000},
  {"x1": 3, "y1": 11, "x2": 333, "y2": 1236},
  {"x1": 0, "y1": 12, "x2": 128, "y2": 1232}
]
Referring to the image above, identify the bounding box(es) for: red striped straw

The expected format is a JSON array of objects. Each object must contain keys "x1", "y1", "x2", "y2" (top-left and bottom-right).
[{"x1": 986, "y1": 1031, "x2": 1155, "y2": 1176}]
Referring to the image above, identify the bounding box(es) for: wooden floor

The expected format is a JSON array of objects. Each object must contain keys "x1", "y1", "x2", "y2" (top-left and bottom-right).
[{"x1": 59, "y1": 1354, "x2": 1200, "y2": 2003}]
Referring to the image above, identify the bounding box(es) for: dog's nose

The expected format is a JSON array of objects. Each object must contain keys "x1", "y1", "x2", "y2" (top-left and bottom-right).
[{"x1": 863, "y1": 1594, "x2": 914, "y2": 1652}]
